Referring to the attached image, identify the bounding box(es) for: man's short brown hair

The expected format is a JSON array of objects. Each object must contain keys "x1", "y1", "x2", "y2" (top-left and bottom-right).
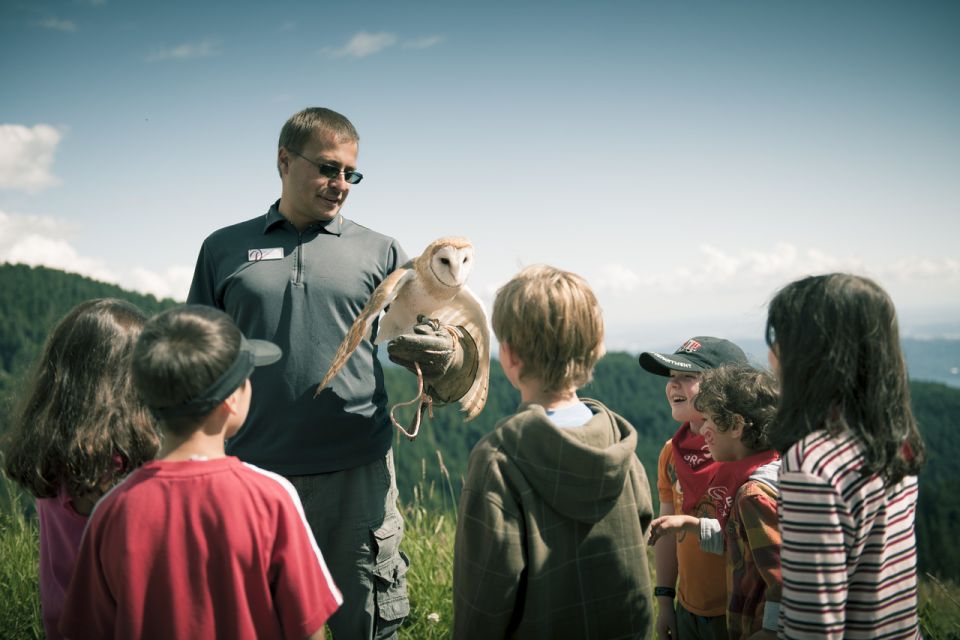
[
  {"x1": 492, "y1": 265, "x2": 605, "y2": 394},
  {"x1": 279, "y1": 107, "x2": 358, "y2": 152},
  {"x1": 277, "y1": 107, "x2": 359, "y2": 175}
]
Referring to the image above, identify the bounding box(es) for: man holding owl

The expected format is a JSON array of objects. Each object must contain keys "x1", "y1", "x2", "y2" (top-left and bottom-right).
[{"x1": 187, "y1": 107, "x2": 477, "y2": 639}]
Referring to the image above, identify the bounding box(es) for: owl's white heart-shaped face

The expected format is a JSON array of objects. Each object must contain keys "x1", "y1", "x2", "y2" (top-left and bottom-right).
[{"x1": 430, "y1": 244, "x2": 474, "y2": 288}]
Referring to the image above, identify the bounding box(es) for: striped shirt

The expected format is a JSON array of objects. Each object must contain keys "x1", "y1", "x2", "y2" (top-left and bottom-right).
[{"x1": 778, "y1": 430, "x2": 920, "y2": 639}]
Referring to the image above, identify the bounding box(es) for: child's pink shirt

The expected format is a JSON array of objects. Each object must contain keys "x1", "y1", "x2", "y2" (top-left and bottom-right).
[{"x1": 36, "y1": 487, "x2": 89, "y2": 640}]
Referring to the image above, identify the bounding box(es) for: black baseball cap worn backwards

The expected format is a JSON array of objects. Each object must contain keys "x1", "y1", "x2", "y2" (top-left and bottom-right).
[
  {"x1": 152, "y1": 336, "x2": 282, "y2": 419},
  {"x1": 638, "y1": 336, "x2": 747, "y2": 377}
]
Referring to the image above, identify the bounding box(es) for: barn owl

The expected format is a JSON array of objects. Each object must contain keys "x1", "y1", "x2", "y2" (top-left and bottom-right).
[{"x1": 317, "y1": 236, "x2": 490, "y2": 421}]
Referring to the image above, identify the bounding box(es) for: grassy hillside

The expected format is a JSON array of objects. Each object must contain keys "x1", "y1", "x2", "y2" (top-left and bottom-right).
[{"x1": 2, "y1": 469, "x2": 959, "y2": 639}]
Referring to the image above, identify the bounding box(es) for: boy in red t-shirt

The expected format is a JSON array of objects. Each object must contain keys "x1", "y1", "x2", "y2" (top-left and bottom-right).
[{"x1": 60, "y1": 305, "x2": 341, "y2": 639}]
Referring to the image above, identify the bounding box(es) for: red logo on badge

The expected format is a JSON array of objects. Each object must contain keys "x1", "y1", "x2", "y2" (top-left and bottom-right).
[{"x1": 678, "y1": 339, "x2": 702, "y2": 353}]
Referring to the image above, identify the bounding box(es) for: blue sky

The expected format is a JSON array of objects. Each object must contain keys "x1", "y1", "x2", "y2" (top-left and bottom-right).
[{"x1": 2, "y1": 0, "x2": 958, "y2": 352}]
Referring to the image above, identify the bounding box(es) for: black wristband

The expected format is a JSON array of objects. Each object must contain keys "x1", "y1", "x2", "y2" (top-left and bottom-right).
[{"x1": 654, "y1": 586, "x2": 676, "y2": 599}]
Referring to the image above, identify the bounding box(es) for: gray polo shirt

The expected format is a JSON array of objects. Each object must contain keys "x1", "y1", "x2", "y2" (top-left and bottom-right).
[{"x1": 187, "y1": 201, "x2": 408, "y2": 475}]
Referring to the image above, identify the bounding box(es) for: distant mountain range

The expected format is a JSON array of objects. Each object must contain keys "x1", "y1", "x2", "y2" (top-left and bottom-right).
[{"x1": 730, "y1": 338, "x2": 960, "y2": 389}]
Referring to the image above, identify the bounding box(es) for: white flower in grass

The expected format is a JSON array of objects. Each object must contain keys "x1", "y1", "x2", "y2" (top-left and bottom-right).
[{"x1": 427, "y1": 613, "x2": 440, "y2": 623}]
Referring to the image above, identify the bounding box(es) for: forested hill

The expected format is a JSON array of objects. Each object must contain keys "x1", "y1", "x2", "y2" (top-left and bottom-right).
[
  {"x1": 1, "y1": 262, "x2": 959, "y2": 581},
  {"x1": 0, "y1": 263, "x2": 178, "y2": 408}
]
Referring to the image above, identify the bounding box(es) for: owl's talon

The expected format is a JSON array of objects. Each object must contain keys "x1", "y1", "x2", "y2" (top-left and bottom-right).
[{"x1": 416, "y1": 314, "x2": 442, "y2": 332}]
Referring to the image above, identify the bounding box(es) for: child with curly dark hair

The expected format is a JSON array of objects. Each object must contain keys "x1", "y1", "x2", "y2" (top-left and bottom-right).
[
  {"x1": 648, "y1": 363, "x2": 781, "y2": 639},
  {"x1": 2, "y1": 299, "x2": 160, "y2": 640}
]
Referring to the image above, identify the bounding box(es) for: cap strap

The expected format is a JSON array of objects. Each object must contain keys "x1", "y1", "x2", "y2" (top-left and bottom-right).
[{"x1": 151, "y1": 348, "x2": 254, "y2": 419}]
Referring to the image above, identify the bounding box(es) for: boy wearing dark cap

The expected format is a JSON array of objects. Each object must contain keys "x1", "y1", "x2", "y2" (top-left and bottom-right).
[
  {"x1": 60, "y1": 305, "x2": 341, "y2": 640},
  {"x1": 639, "y1": 337, "x2": 748, "y2": 640}
]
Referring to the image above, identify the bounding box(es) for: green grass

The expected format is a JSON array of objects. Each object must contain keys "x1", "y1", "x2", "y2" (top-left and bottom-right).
[
  {"x1": 920, "y1": 574, "x2": 960, "y2": 640},
  {"x1": 398, "y1": 462, "x2": 456, "y2": 639},
  {"x1": 2, "y1": 463, "x2": 960, "y2": 639},
  {"x1": 0, "y1": 477, "x2": 42, "y2": 640}
]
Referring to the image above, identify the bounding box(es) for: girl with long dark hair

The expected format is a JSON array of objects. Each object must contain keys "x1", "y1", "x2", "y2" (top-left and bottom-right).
[
  {"x1": 3, "y1": 299, "x2": 160, "y2": 639},
  {"x1": 766, "y1": 273, "x2": 923, "y2": 638}
]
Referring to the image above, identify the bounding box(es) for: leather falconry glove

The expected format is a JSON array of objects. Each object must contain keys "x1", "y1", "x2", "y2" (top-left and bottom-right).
[{"x1": 386, "y1": 315, "x2": 480, "y2": 405}]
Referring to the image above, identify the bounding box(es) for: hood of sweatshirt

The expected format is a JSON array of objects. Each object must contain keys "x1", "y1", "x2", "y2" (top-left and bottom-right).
[{"x1": 495, "y1": 399, "x2": 639, "y2": 523}]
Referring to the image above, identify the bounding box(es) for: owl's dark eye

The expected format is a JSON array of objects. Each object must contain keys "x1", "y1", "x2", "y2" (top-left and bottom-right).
[
  {"x1": 440, "y1": 258, "x2": 450, "y2": 265},
  {"x1": 463, "y1": 256, "x2": 469, "y2": 263}
]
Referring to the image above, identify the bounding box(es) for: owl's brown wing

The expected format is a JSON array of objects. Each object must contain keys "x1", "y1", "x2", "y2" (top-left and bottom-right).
[
  {"x1": 316, "y1": 267, "x2": 415, "y2": 395},
  {"x1": 436, "y1": 285, "x2": 490, "y2": 421}
]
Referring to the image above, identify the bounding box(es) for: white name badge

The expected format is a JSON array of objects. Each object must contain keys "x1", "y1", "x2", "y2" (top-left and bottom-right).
[{"x1": 248, "y1": 248, "x2": 284, "y2": 261}]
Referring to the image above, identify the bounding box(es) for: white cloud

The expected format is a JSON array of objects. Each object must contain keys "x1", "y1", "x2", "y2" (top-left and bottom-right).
[
  {"x1": 591, "y1": 244, "x2": 960, "y2": 348},
  {"x1": 593, "y1": 243, "x2": 876, "y2": 295},
  {"x1": 594, "y1": 264, "x2": 642, "y2": 295},
  {"x1": 0, "y1": 124, "x2": 63, "y2": 192},
  {"x1": 326, "y1": 32, "x2": 398, "y2": 58},
  {"x1": 883, "y1": 256, "x2": 960, "y2": 281},
  {"x1": 35, "y1": 18, "x2": 77, "y2": 32},
  {"x1": 322, "y1": 32, "x2": 444, "y2": 58},
  {"x1": 402, "y1": 35, "x2": 444, "y2": 50},
  {"x1": 0, "y1": 210, "x2": 190, "y2": 300},
  {"x1": 147, "y1": 37, "x2": 222, "y2": 62},
  {"x1": 128, "y1": 265, "x2": 193, "y2": 300}
]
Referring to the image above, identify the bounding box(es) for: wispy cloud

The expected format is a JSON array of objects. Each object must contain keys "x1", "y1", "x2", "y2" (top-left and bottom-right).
[
  {"x1": 326, "y1": 32, "x2": 398, "y2": 58},
  {"x1": 595, "y1": 244, "x2": 831, "y2": 294},
  {"x1": 0, "y1": 124, "x2": 63, "y2": 192},
  {"x1": 593, "y1": 244, "x2": 960, "y2": 295},
  {"x1": 35, "y1": 18, "x2": 77, "y2": 32},
  {"x1": 402, "y1": 35, "x2": 444, "y2": 50},
  {"x1": 593, "y1": 264, "x2": 642, "y2": 296},
  {"x1": 591, "y1": 245, "x2": 960, "y2": 350},
  {"x1": 883, "y1": 256, "x2": 960, "y2": 282},
  {"x1": 323, "y1": 32, "x2": 444, "y2": 58},
  {"x1": 146, "y1": 37, "x2": 222, "y2": 62},
  {"x1": 0, "y1": 210, "x2": 191, "y2": 300}
]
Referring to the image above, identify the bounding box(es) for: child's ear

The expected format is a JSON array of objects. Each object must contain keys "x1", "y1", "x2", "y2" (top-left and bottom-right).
[
  {"x1": 500, "y1": 342, "x2": 520, "y2": 368},
  {"x1": 222, "y1": 384, "x2": 245, "y2": 416},
  {"x1": 729, "y1": 414, "x2": 747, "y2": 439}
]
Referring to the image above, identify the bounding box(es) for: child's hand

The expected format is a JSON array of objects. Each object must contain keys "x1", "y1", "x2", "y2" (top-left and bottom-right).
[{"x1": 648, "y1": 515, "x2": 699, "y2": 546}]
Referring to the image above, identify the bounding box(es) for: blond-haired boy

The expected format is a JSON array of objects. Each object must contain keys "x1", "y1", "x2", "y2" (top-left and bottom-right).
[{"x1": 453, "y1": 265, "x2": 654, "y2": 640}]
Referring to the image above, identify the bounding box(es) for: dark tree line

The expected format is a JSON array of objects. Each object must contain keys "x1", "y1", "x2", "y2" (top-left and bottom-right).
[
  {"x1": 387, "y1": 352, "x2": 960, "y2": 583},
  {"x1": 0, "y1": 264, "x2": 177, "y2": 428},
  {"x1": 1, "y1": 262, "x2": 957, "y2": 580}
]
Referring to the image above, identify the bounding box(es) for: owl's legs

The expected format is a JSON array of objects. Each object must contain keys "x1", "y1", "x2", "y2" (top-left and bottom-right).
[{"x1": 417, "y1": 314, "x2": 442, "y2": 332}]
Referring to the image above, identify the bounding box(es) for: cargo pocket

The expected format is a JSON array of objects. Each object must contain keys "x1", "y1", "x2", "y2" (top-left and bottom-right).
[{"x1": 371, "y1": 513, "x2": 410, "y2": 637}]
